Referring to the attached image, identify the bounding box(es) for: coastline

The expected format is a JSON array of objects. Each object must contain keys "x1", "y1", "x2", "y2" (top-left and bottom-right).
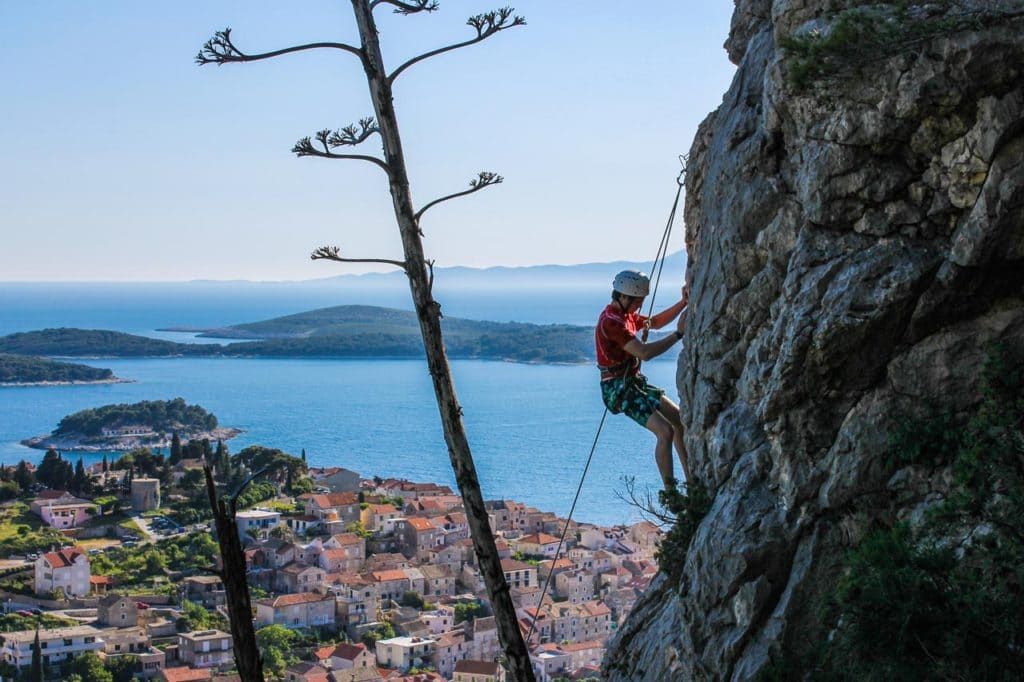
[
  {"x1": 20, "y1": 426, "x2": 244, "y2": 452},
  {"x1": 0, "y1": 377, "x2": 134, "y2": 388}
]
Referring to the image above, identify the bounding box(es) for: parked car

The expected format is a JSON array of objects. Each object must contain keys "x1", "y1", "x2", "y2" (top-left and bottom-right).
[
  {"x1": 135, "y1": 602, "x2": 150, "y2": 610},
  {"x1": 15, "y1": 610, "x2": 32, "y2": 617},
  {"x1": 30, "y1": 608, "x2": 43, "y2": 616}
]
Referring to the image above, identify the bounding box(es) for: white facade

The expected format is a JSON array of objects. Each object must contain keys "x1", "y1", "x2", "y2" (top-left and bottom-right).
[
  {"x1": 374, "y1": 636, "x2": 437, "y2": 671},
  {"x1": 235, "y1": 508, "x2": 282, "y2": 540},
  {"x1": 0, "y1": 626, "x2": 104, "y2": 669},
  {"x1": 35, "y1": 548, "x2": 91, "y2": 597}
]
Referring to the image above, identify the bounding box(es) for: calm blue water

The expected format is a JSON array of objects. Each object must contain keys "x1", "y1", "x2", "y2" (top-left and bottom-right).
[{"x1": 0, "y1": 283, "x2": 680, "y2": 526}]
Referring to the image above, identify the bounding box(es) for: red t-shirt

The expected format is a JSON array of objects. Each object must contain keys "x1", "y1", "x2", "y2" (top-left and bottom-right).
[{"x1": 595, "y1": 303, "x2": 646, "y2": 375}]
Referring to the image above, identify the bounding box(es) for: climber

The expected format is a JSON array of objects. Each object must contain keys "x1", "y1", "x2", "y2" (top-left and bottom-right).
[{"x1": 596, "y1": 269, "x2": 691, "y2": 492}]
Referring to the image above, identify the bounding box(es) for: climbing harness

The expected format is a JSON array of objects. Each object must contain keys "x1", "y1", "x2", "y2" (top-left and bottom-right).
[{"x1": 523, "y1": 157, "x2": 688, "y2": 648}]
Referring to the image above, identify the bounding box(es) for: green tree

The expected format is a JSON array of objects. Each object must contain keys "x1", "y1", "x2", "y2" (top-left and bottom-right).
[
  {"x1": 0, "y1": 481, "x2": 19, "y2": 501},
  {"x1": 66, "y1": 652, "x2": 113, "y2": 682},
  {"x1": 360, "y1": 621, "x2": 396, "y2": 650},
  {"x1": 101, "y1": 454, "x2": 108, "y2": 473},
  {"x1": 29, "y1": 628, "x2": 42, "y2": 682},
  {"x1": 345, "y1": 520, "x2": 372, "y2": 540},
  {"x1": 255, "y1": 624, "x2": 298, "y2": 678},
  {"x1": 400, "y1": 591, "x2": 424, "y2": 609},
  {"x1": 104, "y1": 655, "x2": 138, "y2": 682},
  {"x1": 169, "y1": 433, "x2": 182, "y2": 464},
  {"x1": 14, "y1": 460, "x2": 34, "y2": 493},
  {"x1": 454, "y1": 601, "x2": 486, "y2": 625},
  {"x1": 71, "y1": 458, "x2": 89, "y2": 495},
  {"x1": 36, "y1": 449, "x2": 72, "y2": 490}
]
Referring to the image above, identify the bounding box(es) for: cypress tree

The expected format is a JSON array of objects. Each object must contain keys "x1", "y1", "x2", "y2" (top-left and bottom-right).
[
  {"x1": 102, "y1": 454, "x2": 108, "y2": 473},
  {"x1": 30, "y1": 628, "x2": 43, "y2": 682},
  {"x1": 14, "y1": 460, "x2": 34, "y2": 493},
  {"x1": 301, "y1": 448, "x2": 307, "y2": 464},
  {"x1": 72, "y1": 458, "x2": 88, "y2": 495},
  {"x1": 170, "y1": 433, "x2": 182, "y2": 464}
]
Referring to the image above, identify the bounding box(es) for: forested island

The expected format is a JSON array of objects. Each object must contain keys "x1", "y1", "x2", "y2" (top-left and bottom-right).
[
  {"x1": 1, "y1": 305, "x2": 596, "y2": 363},
  {"x1": 0, "y1": 353, "x2": 127, "y2": 386},
  {"x1": 21, "y1": 397, "x2": 241, "y2": 451}
]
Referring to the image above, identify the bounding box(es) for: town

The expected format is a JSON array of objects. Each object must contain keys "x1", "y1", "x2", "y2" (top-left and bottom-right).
[{"x1": 0, "y1": 443, "x2": 664, "y2": 682}]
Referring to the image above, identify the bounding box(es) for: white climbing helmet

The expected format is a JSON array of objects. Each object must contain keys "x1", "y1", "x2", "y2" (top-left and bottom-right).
[{"x1": 612, "y1": 270, "x2": 650, "y2": 297}]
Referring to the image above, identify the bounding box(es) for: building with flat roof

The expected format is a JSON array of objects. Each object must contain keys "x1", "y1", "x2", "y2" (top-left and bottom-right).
[
  {"x1": 374, "y1": 635, "x2": 436, "y2": 671},
  {"x1": 0, "y1": 625, "x2": 104, "y2": 669},
  {"x1": 178, "y1": 630, "x2": 233, "y2": 669},
  {"x1": 235, "y1": 508, "x2": 282, "y2": 541}
]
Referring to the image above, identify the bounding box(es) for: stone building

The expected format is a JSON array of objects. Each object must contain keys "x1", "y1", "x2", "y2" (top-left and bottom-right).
[
  {"x1": 98, "y1": 592, "x2": 140, "y2": 627},
  {"x1": 131, "y1": 478, "x2": 161, "y2": 512}
]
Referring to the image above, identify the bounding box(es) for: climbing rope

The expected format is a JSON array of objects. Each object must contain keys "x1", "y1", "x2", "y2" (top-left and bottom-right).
[{"x1": 523, "y1": 157, "x2": 687, "y2": 648}]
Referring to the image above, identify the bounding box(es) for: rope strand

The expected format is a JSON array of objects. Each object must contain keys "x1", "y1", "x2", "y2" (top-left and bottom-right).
[{"x1": 523, "y1": 169, "x2": 685, "y2": 649}]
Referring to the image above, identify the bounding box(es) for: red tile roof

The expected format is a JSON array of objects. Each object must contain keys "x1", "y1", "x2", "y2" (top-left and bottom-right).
[
  {"x1": 42, "y1": 547, "x2": 86, "y2": 568},
  {"x1": 406, "y1": 517, "x2": 436, "y2": 532},
  {"x1": 453, "y1": 660, "x2": 500, "y2": 675},
  {"x1": 329, "y1": 533, "x2": 363, "y2": 546},
  {"x1": 329, "y1": 642, "x2": 368, "y2": 661},
  {"x1": 372, "y1": 569, "x2": 408, "y2": 583},
  {"x1": 501, "y1": 559, "x2": 534, "y2": 572},
  {"x1": 260, "y1": 592, "x2": 329, "y2": 607},
  {"x1": 160, "y1": 667, "x2": 212, "y2": 682},
  {"x1": 309, "y1": 492, "x2": 358, "y2": 508}
]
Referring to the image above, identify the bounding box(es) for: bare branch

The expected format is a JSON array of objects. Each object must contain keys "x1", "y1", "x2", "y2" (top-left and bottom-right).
[
  {"x1": 310, "y1": 245, "x2": 407, "y2": 271},
  {"x1": 292, "y1": 134, "x2": 390, "y2": 174},
  {"x1": 415, "y1": 171, "x2": 503, "y2": 222},
  {"x1": 195, "y1": 27, "x2": 361, "y2": 66},
  {"x1": 327, "y1": 117, "x2": 381, "y2": 147},
  {"x1": 388, "y1": 7, "x2": 526, "y2": 83},
  {"x1": 371, "y1": 0, "x2": 439, "y2": 14},
  {"x1": 614, "y1": 476, "x2": 676, "y2": 526}
]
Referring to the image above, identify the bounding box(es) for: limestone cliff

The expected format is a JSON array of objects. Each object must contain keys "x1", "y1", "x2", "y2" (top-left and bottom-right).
[{"x1": 604, "y1": 2, "x2": 1024, "y2": 679}]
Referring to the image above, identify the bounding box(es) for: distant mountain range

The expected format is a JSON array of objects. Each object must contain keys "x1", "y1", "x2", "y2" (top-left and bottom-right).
[{"x1": 191, "y1": 251, "x2": 688, "y2": 290}]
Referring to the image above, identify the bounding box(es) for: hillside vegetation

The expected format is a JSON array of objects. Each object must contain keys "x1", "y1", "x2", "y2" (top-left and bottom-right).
[
  {"x1": 55, "y1": 398, "x2": 217, "y2": 436},
  {"x1": 0, "y1": 329, "x2": 202, "y2": 357},
  {"x1": 4, "y1": 305, "x2": 595, "y2": 363},
  {"x1": 0, "y1": 354, "x2": 115, "y2": 383}
]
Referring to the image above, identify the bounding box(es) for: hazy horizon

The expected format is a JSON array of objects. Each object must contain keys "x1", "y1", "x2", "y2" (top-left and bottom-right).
[{"x1": 2, "y1": 2, "x2": 734, "y2": 281}]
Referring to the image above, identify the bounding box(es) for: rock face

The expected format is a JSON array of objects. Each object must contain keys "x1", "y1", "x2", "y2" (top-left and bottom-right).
[{"x1": 605, "y1": 2, "x2": 1024, "y2": 679}]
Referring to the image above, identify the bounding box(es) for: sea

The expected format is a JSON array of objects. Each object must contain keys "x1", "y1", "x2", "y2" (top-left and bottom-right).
[{"x1": 0, "y1": 281, "x2": 683, "y2": 527}]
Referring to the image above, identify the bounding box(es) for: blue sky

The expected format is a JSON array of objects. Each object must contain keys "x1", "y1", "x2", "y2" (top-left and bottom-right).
[{"x1": 1, "y1": 2, "x2": 736, "y2": 281}]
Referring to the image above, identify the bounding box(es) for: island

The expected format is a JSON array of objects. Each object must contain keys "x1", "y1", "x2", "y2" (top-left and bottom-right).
[
  {"x1": 21, "y1": 397, "x2": 242, "y2": 451},
  {"x1": 0, "y1": 354, "x2": 129, "y2": 386},
  {"x1": 0, "y1": 305, "x2": 597, "y2": 364}
]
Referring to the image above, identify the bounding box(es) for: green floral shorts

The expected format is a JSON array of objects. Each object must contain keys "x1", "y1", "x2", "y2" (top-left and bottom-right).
[{"x1": 600, "y1": 374, "x2": 665, "y2": 426}]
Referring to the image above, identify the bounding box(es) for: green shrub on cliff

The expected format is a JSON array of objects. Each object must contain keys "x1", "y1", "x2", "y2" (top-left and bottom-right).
[
  {"x1": 810, "y1": 345, "x2": 1024, "y2": 680},
  {"x1": 780, "y1": 2, "x2": 1022, "y2": 90}
]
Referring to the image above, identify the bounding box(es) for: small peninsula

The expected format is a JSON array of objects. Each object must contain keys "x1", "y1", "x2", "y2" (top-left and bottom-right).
[
  {"x1": 0, "y1": 353, "x2": 129, "y2": 386},
  {"x1": 21, "y1": 397, "x2": 241, "y2": 451}
]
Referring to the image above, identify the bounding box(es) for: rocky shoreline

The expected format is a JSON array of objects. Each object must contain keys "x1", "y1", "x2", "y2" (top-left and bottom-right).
[
  {"x1": 21, "y1": 426, "x2": 243, "y2": 452},
  {"x1": 0, "y1": 377, "x2": 134, "y2": 388}
]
